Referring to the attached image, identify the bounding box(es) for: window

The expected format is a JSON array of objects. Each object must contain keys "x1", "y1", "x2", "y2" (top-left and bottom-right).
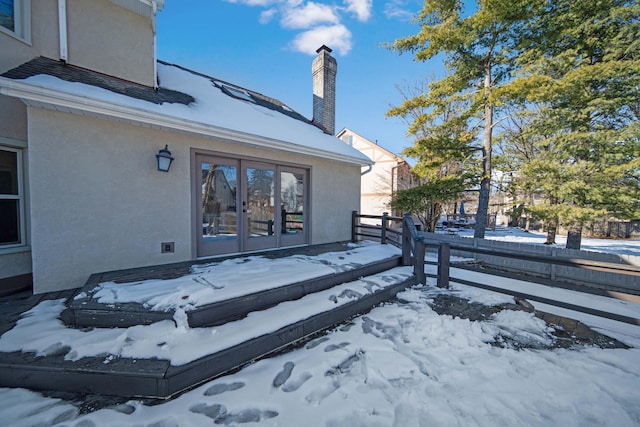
[
  {"x1": 0, "y1": 147, "x2": 24, "y2": 246},
  {"x1": 0, "y1": 0, "x2": 30, "y2": 42}
]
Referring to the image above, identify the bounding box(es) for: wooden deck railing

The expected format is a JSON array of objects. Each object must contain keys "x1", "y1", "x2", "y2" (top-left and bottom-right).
[{"x1": 352, "y1": 211, "x2": 640, "y2": 325}]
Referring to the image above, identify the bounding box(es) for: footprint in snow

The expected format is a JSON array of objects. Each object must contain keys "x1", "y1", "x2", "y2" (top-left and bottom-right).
[
  {"x1": 216, "y1": 408, "x2": 278, "y2": 424},
  {"x1": 329, "y1": 289, "x2": 362, "y2": 303},
  {"x1": 273, "y1": 361, "x2": 295, "y2": 388},
  {"x1": 325, "y1": 351, "x2": 365, "y2": 376},
  {"x1": 191, "y1": 402, "x2": 278, "y2": 424},
  {"x1": 324, "y1": 342, "x2": 350, "y2": 352},
  {"x1": 110, "y1": 403, "x2": 136, "y2": 415},
  {"x1": 339, "y1": 323, "x2": 354, "y2": 332},
  {"x1": 204, "y1": 381, "x2": 244, "y2": 396},
  {"x1": 190, "y1": 403, "x2": 225, "y2": 419},
  {"x1": 146, "y1": 420, "x2": 181, "y2": 427},
  {"x1": 305, "y1": 336, "x2": 330, "y2": 349},
  {"x1": 282, "y1": 372, "x2": 313, "y2": 392},
  {"x1": 305, "y1": 382, "x2": 339, "y2": 405}
]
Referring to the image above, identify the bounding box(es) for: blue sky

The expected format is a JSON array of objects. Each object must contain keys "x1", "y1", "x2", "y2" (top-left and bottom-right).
[{"x1": 156, "y1": 0, "x2": 444, "y2": 157}]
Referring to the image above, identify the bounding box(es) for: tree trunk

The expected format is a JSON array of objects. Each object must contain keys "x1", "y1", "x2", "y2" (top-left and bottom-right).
[
  {"x1": 525, "y1": 194, "x2": 534, "y2": 232},
  {"x1": 545, "y1": 217, "x2": 558, "y2": 244},
  {"x1": 474, "y1": 64, "x2": 493, "y2": 239}
]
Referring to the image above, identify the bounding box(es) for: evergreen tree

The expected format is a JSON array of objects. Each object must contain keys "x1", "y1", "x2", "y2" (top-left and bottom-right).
[
  {"x1": 504, "y1": 0, "x2": 640, "y2": 246},
  {"x1": 389, "y1": 0, "x2": 533, "y2": 238}
]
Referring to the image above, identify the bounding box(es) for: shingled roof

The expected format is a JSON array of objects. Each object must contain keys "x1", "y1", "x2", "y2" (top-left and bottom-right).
[
  {"x1": 0, "y1": 56, "x2": 372, "y2": 165},
  {"x1": 2, "y1": 57, "x2": 194, "y2": 105},
  {"x1": 2, "y1": 57, "x2": 315, "y2": 129},
  {"x1": 158, "y1": 60, "x2": 314, "y2": 127}
]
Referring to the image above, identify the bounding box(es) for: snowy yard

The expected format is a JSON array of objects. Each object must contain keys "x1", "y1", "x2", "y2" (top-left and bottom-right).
[{"x1": 1, "y1": 229, "x2": 639, "y2": 426}]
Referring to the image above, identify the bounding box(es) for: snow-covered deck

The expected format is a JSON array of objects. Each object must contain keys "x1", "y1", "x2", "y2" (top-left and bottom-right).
[{"x1": 0, "y1": 242, "x2": 417, "y2": 398}]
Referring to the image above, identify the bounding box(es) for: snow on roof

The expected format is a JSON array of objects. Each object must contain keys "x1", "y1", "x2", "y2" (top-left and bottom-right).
[{"x1": 0, "y1": 58, "x2": 372, "y2": 166}]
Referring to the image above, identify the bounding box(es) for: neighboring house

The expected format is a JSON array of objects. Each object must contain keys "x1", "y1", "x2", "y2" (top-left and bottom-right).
[
  {"x1": 337, "y1": 128, "x2": 412, "y2": 220},
  {"x1": 0, "y1": 0, "x2": 372, "y2": 294}
]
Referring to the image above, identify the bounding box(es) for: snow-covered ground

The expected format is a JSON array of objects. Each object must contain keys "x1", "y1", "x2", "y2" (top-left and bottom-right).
[
  {"x1": 1, "y1": 230, "x2": 639, "y2": 426},
  {"x1": 456, "y1": 226, "x2": 640, "y2": 257}
]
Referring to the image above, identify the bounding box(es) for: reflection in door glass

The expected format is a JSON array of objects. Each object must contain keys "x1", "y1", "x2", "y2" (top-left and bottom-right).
[
  {"x1": 247, "y1": 167, "x2": 274, "y2": 237},
  {"x1": 202, "y1": 163, "x2": 237, "y2": 241},
  {"x1": 280, "y1": 171, "x2": 304, "y2": 235}
]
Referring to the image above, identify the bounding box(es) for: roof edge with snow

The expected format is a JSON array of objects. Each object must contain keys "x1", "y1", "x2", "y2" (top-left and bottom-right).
[{"x1": 0, "y1": 74, "x2": 373, "y2": 167}]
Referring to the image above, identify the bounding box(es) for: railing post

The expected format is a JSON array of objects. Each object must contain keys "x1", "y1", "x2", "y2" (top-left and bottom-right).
[
  {"x1": 437, "y1": 243, "x2": 450, "y2": 288},
  {"x1": 381, "y1": 212, "x2": 388, "y2": 244},
  {"x1": 415, "y1": 239, "x2": 426, "y2": 284},
  {"x1": 402, "y1": 213, "x2": 412, "y2": 266},
  {"x1": 352, "y1": 211, "x2": 358, "y2": 243}
]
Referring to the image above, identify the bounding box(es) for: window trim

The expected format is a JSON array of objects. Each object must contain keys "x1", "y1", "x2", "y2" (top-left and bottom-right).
[
  {"x1": 0, "y1": 0, "x2": 32, "y2": 45},
  {"x1": 0, "y1": 146, "x2": 26, "y2": 249}
]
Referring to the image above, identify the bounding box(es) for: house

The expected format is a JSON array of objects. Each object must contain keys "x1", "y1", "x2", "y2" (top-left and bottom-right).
[
  {"x1": 337, "y1": 128, "x2": 412, "y2": 220},
  {"x1": 0, "y1": 0, "x2": 372, "y2": 295}
]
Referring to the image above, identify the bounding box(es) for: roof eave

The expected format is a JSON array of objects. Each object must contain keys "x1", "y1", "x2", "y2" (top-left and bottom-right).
[
  {"x1": 0, "y1": 77, "x2": 372, "y2": 167},
  {"x1": 109, "y1": 0, "x2": 164, "y2": 17}
]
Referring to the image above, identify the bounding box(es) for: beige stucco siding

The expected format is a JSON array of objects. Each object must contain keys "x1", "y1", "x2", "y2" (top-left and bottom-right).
[
  {"x1": 0, "y1": 0, "x2": 60, "y2": 75},
  {"x1": 310, "y1": 158, "x2": 361, "y2": 243},
  {"x1": 0, "y1": 250, "x2": 32, "y2": 280},
  {"x1": 26, "y1": 107, "x2": 362, "y2": 292},
  {"x1": 0, "y1": 96, "x2": 28, "y2": 141},
  {"x1": 0, "y1": 0, "x2": 155, "y2": 86},
  {"x1": 66, "y1": 0, "x2": 155, "y2": 87},
  {"x1": 27, "y1": 107, "x2": 191, "y2": 293}
]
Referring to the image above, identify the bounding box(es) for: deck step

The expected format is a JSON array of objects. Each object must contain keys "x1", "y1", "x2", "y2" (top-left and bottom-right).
[
  {"x1": 64, "y1": 256, "x2": 402, "y2": 329},
  {"x1": 0, "y1": 267, "x2": 417, "y2": 399}
]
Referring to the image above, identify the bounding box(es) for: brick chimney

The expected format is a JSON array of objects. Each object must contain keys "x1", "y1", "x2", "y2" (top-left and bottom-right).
[{"x1": 312, "y1": 45, "x2": 337, "y2": 135}]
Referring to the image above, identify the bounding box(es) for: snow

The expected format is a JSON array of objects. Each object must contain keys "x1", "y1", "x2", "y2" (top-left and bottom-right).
[
  {"x1": 1, "y1": 231, "x2": 640, "y2": 426},
  {"x1": 15, "y1": 62, "x2": 372, "y2": 165},
  {"x1": 455, "y1": 226, "x2": 640, "y2": 257},
  {"x1": 88, "y1": 242, "x2": 402, "y2": 312}
]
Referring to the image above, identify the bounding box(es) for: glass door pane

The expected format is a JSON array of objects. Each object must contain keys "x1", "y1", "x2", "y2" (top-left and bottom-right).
[
  {"x1": 280, "y1": 169, "x2": 307, "y2": 246},
  {"x1": 244, "y1": 164, "x2": 276, "y2": 251},
  {"x1": 198, "y1": 157, "x2": 240, "y2": 256}
]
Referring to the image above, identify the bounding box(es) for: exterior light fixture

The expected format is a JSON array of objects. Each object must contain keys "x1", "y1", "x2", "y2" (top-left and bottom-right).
[{"x1": 156, "y1": 145, "x2": 174, "y2": 172}]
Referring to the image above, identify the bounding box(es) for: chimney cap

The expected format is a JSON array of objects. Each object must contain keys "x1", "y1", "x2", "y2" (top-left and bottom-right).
[{"x1": 316, "y1": 45, "x2": 333, "y2": 54}]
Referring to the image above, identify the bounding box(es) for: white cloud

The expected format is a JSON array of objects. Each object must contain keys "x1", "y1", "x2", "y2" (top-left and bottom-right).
[
  {"x1": 280, "y1": 2, "x2": 340, "y2": 29},
  {"x1": 343, "y1": 0, "x2": 372, "y2": 22},
  {"x1": 225, "y1": 0, "x2": 277, "y2": 6},
  {"x1": 225, "y1": 0, "x2": 360, "y2": 56},
  {"x1": 291, "y1": 24, "x2": 352, "y2": 56},
  {"x1": 383, "y1": 0, "x2": 418, "y2": 21},
  {"x1": 259, "y1": 8, "x2": 278, "y2": 24}
]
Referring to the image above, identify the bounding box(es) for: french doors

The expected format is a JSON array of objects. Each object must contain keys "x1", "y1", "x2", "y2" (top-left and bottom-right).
[{"x1": 196, "y1": 154, "x2": 308, "y2": 257}]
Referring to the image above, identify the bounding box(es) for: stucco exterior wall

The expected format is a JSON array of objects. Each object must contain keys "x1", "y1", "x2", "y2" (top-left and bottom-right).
[
  {"x1": 310, "y1": 158, "x2": 361, "y2": 244},
  {"x1": 27, "y1": 107, "x2": 191, "y2": 293},
  {"x1": 0, "y1": 249, "x2": 32, "y2": 280},
  {"x1": 0, "y1": 0, "x2": 154, "y2": 86},
  {"x1": 66, "y1": 0, "x2": 155, "y2": 87},
  {"x1": 0, "y1": 0, "x2": 60, "y2": 75},
  {"x1": 26, "y1": 107, "x2": 362, "y2": 293},
  {"x1": 0, "y1": 96, "x2": 28, "y2": 141},
  {"x1": 1, "y1": 0, "x2": 58, "y2": 142}
]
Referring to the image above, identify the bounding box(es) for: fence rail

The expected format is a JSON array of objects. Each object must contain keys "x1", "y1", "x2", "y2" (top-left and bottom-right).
[{"x1": 351, "y1": 212, "x2": 640, "y2": 325}]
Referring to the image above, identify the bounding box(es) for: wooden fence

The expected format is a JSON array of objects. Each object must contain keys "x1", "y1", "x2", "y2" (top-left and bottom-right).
[{"x1": 352, "y1": 212, "x2": 640, "y2": 325}]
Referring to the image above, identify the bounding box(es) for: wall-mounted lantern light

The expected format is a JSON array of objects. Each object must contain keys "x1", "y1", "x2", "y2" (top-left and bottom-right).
[{"x1": 156, "y1": 145, "x2": 174, "y2": 172}]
